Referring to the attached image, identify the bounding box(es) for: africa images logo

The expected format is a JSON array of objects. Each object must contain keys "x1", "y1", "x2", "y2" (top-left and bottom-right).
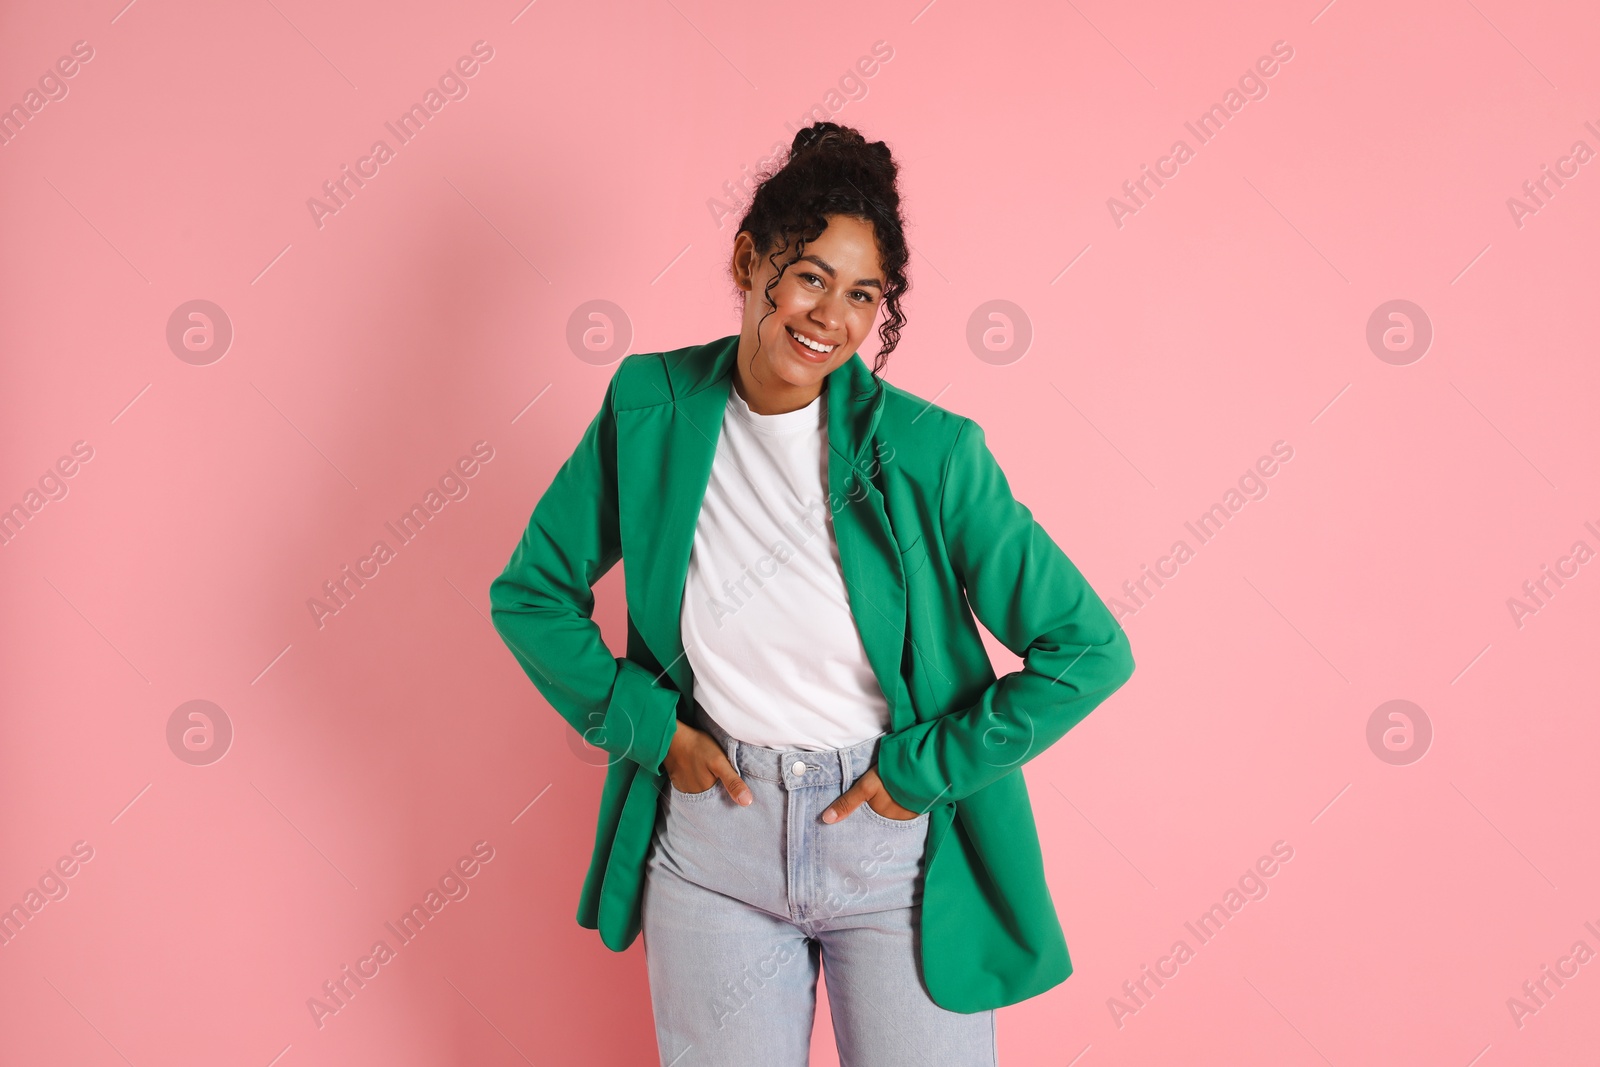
[{"x1": 306, "y1": 841, "x2": 496, "y2": 1029}]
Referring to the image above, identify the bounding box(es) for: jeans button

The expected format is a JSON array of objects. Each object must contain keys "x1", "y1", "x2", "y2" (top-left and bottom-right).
[{"x1": 790, "y1": 760, "x2": 807, "y2": 776}]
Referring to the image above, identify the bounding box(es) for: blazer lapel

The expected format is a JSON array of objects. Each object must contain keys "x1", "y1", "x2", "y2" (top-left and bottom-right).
[
  {"x1": 619, "y1": 334, "x2": 914, "y2": 733},
  {"x1": 824, "y1": 354, "x2": 917, "y2": 733}
]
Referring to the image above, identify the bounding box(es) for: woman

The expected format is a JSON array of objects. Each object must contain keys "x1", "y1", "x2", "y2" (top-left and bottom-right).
[{"x1": 489, "y1": 122, "x2": 1135, "y2": 1066}]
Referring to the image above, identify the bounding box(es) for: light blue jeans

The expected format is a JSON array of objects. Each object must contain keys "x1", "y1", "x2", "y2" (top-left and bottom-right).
[{"x1": 642, "y1": 708, "x2": 998, "y2": 1066}]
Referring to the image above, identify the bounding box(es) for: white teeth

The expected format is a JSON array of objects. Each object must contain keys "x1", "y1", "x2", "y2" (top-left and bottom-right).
[{"x1": 787, "y1": 326, "x2": 835, "y2": 353}]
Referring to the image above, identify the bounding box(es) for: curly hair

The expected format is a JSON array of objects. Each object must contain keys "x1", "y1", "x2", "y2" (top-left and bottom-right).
[{"x1": 732, "y1": 121, "x2": 910, "y2": 379}]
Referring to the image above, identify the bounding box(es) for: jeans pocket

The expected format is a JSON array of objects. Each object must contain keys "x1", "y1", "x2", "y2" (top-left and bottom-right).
[
  {"x1": 858, "y1": 798, "x2": 930, "y2": 829},
  {"x1": 669, "y1": 779, "x2": 722, "y2": 802}
]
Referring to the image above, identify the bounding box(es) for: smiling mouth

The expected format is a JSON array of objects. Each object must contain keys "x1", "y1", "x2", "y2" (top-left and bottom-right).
[{"x1": 786, "y1": 325, "x2": 837, "y2": 356}]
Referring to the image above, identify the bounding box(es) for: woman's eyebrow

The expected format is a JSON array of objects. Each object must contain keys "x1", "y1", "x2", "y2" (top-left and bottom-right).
[{"x1": 798, "y1": 254, "x2": 883, "y2": 290}]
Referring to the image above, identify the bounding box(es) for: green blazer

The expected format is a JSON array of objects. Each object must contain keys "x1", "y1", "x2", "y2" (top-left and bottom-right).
[{"x1": 489, "y1": 332, "x2": 1135, "y2": 1013}]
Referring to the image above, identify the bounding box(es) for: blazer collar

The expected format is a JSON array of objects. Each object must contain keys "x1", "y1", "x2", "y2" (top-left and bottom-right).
[{"x1": 662, "y1": 332, "x2": 887, "y2": 473}]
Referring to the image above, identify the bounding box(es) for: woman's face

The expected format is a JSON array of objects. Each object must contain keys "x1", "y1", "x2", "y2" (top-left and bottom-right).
[{"x1": 733, "y1": 214, "x2": 886, "y2": 394}]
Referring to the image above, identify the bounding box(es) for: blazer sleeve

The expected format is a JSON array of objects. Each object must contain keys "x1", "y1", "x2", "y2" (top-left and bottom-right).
[
  {"x1": 874, "y1": 417, "x2": 1135, "y2": 812},
  {"x1": 488, "y1": 368, "x2": 681, "y2": 776}
]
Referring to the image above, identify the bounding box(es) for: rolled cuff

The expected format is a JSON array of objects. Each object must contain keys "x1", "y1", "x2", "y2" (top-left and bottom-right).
[
  {"x1": 600, "y1": 657, "x2": 681, "y2": 774},
  {"x1": 874, "y1": 726, "x2": 952, "y2": 815}
]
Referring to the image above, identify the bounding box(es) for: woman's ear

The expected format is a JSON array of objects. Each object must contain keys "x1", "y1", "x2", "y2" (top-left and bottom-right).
[{"x1": 731, "y1": 230, "x2": 756, "y2": 292}]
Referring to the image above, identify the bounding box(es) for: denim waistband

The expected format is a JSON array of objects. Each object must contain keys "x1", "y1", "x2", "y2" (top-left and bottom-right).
[{"x1": 691, "y1": 700, "x2": 881, "y2": 787}]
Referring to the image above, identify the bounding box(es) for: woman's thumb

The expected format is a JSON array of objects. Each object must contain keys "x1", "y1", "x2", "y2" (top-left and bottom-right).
[{"x1": 714, "y1": 751, "x2": 753, "y2": 806}]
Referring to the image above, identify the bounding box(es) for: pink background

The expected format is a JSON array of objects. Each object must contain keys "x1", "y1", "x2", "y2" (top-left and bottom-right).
[{"x1": 3, "y1": 0, "x2": 1598, "y2": 1063}]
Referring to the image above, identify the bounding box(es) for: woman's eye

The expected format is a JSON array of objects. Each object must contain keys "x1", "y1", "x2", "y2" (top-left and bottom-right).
[{"x1": 795, "y1": 272, "x2": 873, "y2": 303}]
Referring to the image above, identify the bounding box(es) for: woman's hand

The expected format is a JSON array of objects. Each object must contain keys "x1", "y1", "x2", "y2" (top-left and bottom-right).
[
  {"x1": 823, "y1": 766, "x2": 920, "y2": 823},
  {"x1": 662, "y1": 722, "x2": 752, "y2": 805}
]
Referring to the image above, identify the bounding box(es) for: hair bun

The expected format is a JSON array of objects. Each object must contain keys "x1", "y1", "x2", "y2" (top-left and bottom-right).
[{"x1": 790, "y1": 121, "x2": 864, "y2": 157}]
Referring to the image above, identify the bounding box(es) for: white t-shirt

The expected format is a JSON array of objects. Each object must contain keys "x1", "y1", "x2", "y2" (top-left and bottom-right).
[{"x1": 678, "y1": 382, "x2": 891, "y2": 750}]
